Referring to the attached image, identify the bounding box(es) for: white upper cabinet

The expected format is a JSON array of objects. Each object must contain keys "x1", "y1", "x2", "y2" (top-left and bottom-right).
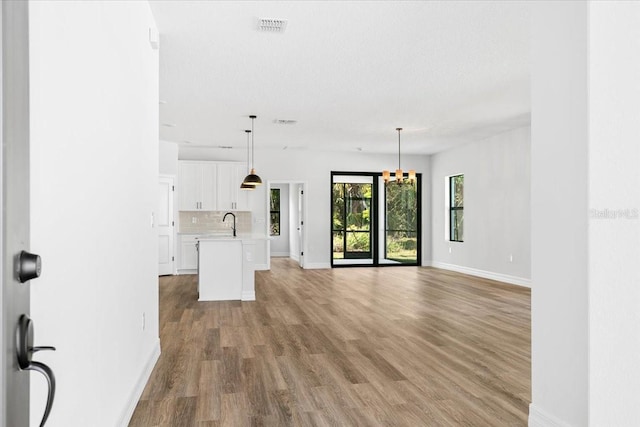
[
  {"x1": 178, "y1": 161, "x2": 248, "y2": 211},
  {"x1": 178, "y1": 161, "x2": 217, "y2": 210}
]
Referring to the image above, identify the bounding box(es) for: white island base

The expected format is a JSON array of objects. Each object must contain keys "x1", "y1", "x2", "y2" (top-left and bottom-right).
[{"x1": 197, "y1": 236, "x2": 258, "y2": 301}]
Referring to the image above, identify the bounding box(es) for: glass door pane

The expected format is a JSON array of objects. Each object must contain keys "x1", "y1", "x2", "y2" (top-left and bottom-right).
[
  {"x1": 382, "y1": 179, "x2": 418, "y2": 264},
  {"x1": 332, "y1": 178, "x2": 373, "y2": 264}
]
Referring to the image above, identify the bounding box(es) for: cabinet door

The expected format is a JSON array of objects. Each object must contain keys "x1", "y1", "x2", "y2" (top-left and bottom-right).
[
  {"x1": 200, "y1": 163, "x2": 217, "y2": 210},
  {"x1": 178, "y1": 162, "x2": 201, "y2": 210},
  {"x1": 234, "y1": 163, "x2": 250, "y2": 210},
  {"x1": 180, "y1": 239, "x2": 198, "y2": 270},
  {"x1": 216, "y1": 163, "x2": 235, "y2": 210}
]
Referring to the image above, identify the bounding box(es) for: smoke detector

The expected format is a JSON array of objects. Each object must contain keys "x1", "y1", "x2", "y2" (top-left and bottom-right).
[{"x1": 258, "y1": 18, "x2": 288, "y2": 33}]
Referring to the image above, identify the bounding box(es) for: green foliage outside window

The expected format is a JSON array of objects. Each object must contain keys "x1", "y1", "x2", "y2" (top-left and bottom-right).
[
  {"x1": 270, "y1": 188, "x2": 280, "y2": 236},
  {"x1": 385, "y1": 181, "x2": 418, "y2": 263},
  {"x1": 449, "y1": 175, "x2": 463, "y2": 242},
  {"x1": 332, "y1": 183, "x2": 372, "y2": 258}
]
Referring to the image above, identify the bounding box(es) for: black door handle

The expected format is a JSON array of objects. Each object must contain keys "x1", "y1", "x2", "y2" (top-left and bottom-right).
[
  {"x1": 18, "y1": 250, "x2": 41, "y2": 283},
  {"x1": 16, "y1": 315, "x2": 56, "y2": 427}
]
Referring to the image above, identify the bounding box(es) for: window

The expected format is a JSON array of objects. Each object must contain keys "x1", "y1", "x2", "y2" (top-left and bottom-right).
[
  {"x1": 270, "y1": 188, "x2": 280, "y2": 236},
  {"x1": 449, "y1": 174, "x2": 463, "y2": 242}
]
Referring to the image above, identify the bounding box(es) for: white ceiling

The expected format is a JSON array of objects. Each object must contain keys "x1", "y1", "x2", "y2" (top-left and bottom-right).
[{"x1": 149, "y1": 1, "x2": 530, "y2": 155}]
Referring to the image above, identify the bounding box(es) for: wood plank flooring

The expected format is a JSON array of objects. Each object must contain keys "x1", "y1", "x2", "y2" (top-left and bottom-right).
[{"x1": 130, "y1": 259, "x2": 530, "y2": 426}]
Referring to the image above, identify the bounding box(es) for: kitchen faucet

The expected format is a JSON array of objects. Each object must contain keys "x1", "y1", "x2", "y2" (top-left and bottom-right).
[{"x1": 223, "y1": 212, "x2": 236, "y2": 237}]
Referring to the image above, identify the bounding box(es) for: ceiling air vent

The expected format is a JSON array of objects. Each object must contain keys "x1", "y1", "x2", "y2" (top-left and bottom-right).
[
  {"x1": 274, "y1": 119, "x2": 297, "y2": 125},
  {"x1": 258, "y1": 18, "x2": 288, "y2": 33}
]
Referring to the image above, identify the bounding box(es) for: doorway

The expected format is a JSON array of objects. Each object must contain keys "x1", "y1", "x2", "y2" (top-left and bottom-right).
[
  {"x1": 267, "y1": 181, "x2": 306, "y2": 269},
  {"x1": 331, "y1": 172, "x2": 421, "y2": 267}
]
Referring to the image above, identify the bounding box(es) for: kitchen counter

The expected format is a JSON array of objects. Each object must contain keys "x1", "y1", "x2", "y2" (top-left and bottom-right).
[{"x1": 196, "y1": 235, "x2": 268, "y2": 301}]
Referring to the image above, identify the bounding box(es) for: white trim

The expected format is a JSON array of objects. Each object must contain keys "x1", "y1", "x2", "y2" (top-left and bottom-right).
[
  {"x1": 270, "y1": 251, "x2": 290, "y2": 257},
  {"x1": 528, "y1": 404, "x2": 572, "y2": 427},
  {"x1": 304, "y1": 262, "x2": 331, "y2": 270},
  {"x1": 118, "y1": 339, "x2": 161, "y2": 427},
  {"x1": 241, "y1": 291, "x2": 256, "y2": 301},
  {"x1": 422, "y1": 260, "x2": 433, "y2": 267},
  {"x1": 254, "y1": 263, "x2": 269, "y2": 271},
  {"x1": 430, "y1": 261, "x2": 531, "y2": 288}
]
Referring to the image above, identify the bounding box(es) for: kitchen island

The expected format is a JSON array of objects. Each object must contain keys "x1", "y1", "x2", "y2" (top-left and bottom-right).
[{"x1": 196, "y1": 235, "x2": 268, "y2": 301}]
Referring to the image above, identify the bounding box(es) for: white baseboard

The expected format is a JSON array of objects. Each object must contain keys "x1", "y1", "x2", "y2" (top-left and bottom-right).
[
  {"x1": 304, "y1": 262, "x2": 331, "y2": 269},
  {"x1": 119, "y1": 339, "x2": 161, "y2": 427},
  {"x1": 271, "y1": 252, "x2": 290, "y2": 257},
  {"x1": 528, "y1": 404, "x2": 572, "y2": 427},
  {"x1": 430, "y1": 261, "x2": 531, "y2": 288},
  {"x1": 177, "y1": 269, "x2": 197, "y2": 275},
  {"x1": 242, "y1": 291, "x2": 256, "y2": 301},
  {"x1": 290, "y1": 254, "x2": 300, "y2": 261},
  {"x1": 255, "y1": 263, "x2": 269, "y2": 271}
]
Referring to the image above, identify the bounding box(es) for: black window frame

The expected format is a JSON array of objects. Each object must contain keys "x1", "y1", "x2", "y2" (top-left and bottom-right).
[
  {"x1": 449, "y1": 174, "x2": 463, "y2": 242},
  {"x1": 270, "y1": 188, "x2": 281, "y2": 236},
  {"x1": 330, "y1": 171, "x2": 422, "y2": 268}
]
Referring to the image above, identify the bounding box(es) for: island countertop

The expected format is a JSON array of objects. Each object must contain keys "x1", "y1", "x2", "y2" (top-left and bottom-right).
[{"x1": 196, "y1": 233, "x2": 270, "y2": 241}]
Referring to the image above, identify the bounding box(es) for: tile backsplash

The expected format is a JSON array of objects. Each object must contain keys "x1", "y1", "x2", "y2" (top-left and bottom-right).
[{"x1": 179, "y1": 211, "x2": 252, "y2": 234}]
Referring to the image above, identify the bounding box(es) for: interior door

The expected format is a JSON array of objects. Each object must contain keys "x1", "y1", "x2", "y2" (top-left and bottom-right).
[
  {"x1": 2, "y1": 2, "x2": 32, "y2": 425},
  {"x1": 158, "y1": 176, "x2": 175, "y2": 275},
  {"x1": 297, "y1": 185, "x2": 304, "y2": 268}
]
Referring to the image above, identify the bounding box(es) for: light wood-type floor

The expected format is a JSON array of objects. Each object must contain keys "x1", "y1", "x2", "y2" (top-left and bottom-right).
[{"x1": 130, "y1": 259, "x2": 530, "y2": 426}]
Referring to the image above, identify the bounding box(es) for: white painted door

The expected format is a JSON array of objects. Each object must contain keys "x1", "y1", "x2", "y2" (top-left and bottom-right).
[
  {"x1": 2, "y1": 4, "x2": 56, "y2": 426},
  {"x1": 298, "y1": 186, "x2": 305, "y2": 268},
  {"x1": 158, "y1": 176, "x2": 174, "y2": 275}
]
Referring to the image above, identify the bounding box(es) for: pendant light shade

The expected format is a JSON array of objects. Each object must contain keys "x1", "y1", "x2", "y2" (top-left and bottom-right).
[
  {"x1": 383, "y1": 127, "x2": 415, "y2": 185},
  {"x1": 242, "y1": 115, "x2": 262, "y2": 187},
  {"x1": 240, "y1": 129, "x2": 255, "y2": 190}
]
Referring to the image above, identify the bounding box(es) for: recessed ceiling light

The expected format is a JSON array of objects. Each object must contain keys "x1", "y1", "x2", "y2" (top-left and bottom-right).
[
  {"x1": 181, "y1": 140, "x2": 192, "y2": 144},
  {"x1": 161, "y1": 123, "x2": 176, "y2": 127},
  {"x1": 217, "y1": 145, "x2": 233, "y2": 149},
  {"x1": 159, "y1": 100, "x2": 167, "y2": 104}
]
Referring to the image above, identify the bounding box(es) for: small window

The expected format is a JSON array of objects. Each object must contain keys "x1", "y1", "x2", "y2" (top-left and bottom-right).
[
  {"x1": 449, "y1": 175, "x2": 463, "y2": 242},
  {"x1": 270, "y1": 188, "x2": 281, "y2": 236}
]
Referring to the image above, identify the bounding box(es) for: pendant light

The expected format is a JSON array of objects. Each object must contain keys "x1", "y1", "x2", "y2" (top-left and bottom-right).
[
  {"x1": 242, "y1": 115, "x2": 263, "y2": 186},
  {"x1": 240, "y1": 129, "x2": 254, "y2": 190},
  {"x1": 383, "y1": 127, "x2": 415, "y2": 185}
]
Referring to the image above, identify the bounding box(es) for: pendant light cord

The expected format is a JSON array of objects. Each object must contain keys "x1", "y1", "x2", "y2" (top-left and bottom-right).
[
  {"x1": 250, "y1": 115, "x2": 256, "y2": 170},
  {"x1": 396, "y1": 127, "x2": 403, "y2": 171},
  {"x1": 245, "y1": 130, "x2": 251, "y2": 173}
]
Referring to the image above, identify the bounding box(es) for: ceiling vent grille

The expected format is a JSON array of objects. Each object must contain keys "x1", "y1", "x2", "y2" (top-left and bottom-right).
[
  {"x1": 258, "y1": 18, "x2": 288, "y2": 33},
  {"x1": 274, "y1": 119, "x2": 297, "y2": 125}
]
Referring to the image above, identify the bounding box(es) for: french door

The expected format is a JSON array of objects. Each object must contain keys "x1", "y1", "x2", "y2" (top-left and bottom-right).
[{"x1": 331, "y1": 172, "x2": 421, "y2": 267}]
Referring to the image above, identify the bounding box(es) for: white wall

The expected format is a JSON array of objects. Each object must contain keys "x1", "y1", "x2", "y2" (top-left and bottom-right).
[
  {"x1": 530, "y1": 2, "x2": 588, "y2": 425},
  {"x1": 159, "y1": 140, "x2": 178, "y2": 176},
  {"x1": 588, "y1": 2, "x2": 640, "y2": 425},
  {"x1": 180, "y1": 148, "x2": 431, "y2": 268},
  {"x1": 430, "y1": 127, "x2": 530, "y2": 286},
  {"x1": 270, "y1": 183, "x2": 290, "y2": 256},
  {"x1": 29, "y1": 2, "x2": 159, "y2": 426}
]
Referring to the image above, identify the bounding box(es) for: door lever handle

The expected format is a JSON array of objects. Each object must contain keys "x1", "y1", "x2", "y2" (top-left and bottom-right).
[{"x1": 16, "y1": 315, "x2": 56, "y2": 427}]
